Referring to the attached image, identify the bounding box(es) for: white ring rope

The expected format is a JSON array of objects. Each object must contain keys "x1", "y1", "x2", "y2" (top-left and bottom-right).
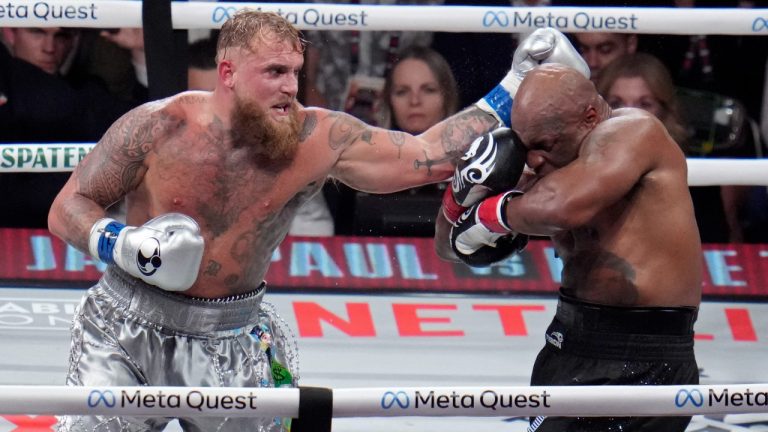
[
  {"x1": 2, "y1": 143, "x2": 767, "y2": 186},
  {"x1": 0, "y1": 2, "x2": 765, "y2": 35},
  {"x1": 0, "y1": 384, "x2": 765, "y2": 417}
]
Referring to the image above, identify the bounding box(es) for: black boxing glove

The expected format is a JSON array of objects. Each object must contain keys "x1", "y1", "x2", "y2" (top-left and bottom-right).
[
  {"x1": 451, "y1": 127, "x2": 527, "y2": 208},
  {"x1": 449, "y1": 191, "x2": 528, "y2": 267}
]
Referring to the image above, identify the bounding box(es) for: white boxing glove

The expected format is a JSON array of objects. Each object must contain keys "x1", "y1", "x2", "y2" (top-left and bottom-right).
[
  {"x1": 475, "y1": 27, "x2": 589, "y2": 127},
  {"x1": 450, "y1": 191, "x2": 528, "y2": 267},
  {"x1": 89, "y1": 213, "x2": 205, "y2": 292}
]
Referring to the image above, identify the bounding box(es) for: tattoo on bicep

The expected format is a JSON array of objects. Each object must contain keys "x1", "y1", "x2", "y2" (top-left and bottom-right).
[
  {"x1": 327, "y1": 112, "x2": 369, "y2": 150},
  {"x1": 440, "y1": 107, "x2": 498, "y2": 156},
  {"x1": 299, "y1": 112, "x2": 318, "y2": 142}
]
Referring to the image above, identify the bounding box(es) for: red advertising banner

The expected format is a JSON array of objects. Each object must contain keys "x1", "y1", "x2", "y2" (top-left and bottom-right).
[{"x1": 1, "y1": 228, "x2": 766, "y2": 297}]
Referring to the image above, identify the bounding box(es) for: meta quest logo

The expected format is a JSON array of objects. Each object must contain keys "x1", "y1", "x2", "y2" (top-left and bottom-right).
[{"x1": 85, "y1": 389, "x2": 260, "y2": 411}]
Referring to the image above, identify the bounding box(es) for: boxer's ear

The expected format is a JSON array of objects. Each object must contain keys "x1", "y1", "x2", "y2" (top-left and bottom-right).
[
  {"x1": 583, "y1": 106, "x2": 599, "y2": 129},
  {"x1": 219, "y1": 59, "x2": 235, "y2": 88}
]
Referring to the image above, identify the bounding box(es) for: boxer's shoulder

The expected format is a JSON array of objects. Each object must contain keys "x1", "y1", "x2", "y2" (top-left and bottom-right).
[{"x1": 296, "y1": 106, "x2": 368, "y2": 150}]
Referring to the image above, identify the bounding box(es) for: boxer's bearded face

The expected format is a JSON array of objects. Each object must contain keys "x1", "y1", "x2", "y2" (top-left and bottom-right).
[{"x1": 230, "y1": 93, "x2": 301, "y2": 163}]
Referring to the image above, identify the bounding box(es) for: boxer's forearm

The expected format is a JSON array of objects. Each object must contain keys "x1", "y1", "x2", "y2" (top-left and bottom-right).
[
  {"x1": 420, "y1": 106, "x2": 500, "y2": 159},
  {"x1": 49, "y1": 188, "x2": 108, "y2": 255}
]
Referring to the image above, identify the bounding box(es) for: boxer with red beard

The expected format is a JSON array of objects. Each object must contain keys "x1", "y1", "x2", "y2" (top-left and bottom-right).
[
  {"x1": 48, "y1": 10, "x2": 588, "y2": 432},
  {"x1": 230, "y1": 94, "x2": 301, "y2": 165}
]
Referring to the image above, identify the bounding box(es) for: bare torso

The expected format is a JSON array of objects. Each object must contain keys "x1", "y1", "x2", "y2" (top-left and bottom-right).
[
  {"x1": 550, "y1": 110, "x2": 702, "y2": 307},
  {"x1": 126, "y1": 93, "x2": 329, "y2": 297},
  {"x1": 509, "y1": 108, "x2": 702, "y2": 308},
  {"x1": 64, "y1": 89, "x2": 488, "y2": 298}
]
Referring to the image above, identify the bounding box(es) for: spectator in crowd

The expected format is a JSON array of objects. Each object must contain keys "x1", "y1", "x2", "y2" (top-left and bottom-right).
[
  {"x1": 301, "y1": 0, "x2": 442, "y2": 234},
  {"x1": 382, "y1": 45, "x2": 459, "y2": 134},
  {"x1": 72, "y1": 27, "x2": 148, "y2": 107},
  {"x1": 596, "y1": 53, "x2": 751, "y2": 243},
  {"x1": 0, "y1": 27, "x2": 129, "y2": 228},
  {"x1": 187, "y1": 35, "x2": 218, "y2": 91},
  {"x1": 642, "y1": 0, "x2": 768, "y2": 123},
  {"x1": 353, "y1": 45, "x2": 460, "y2": 236},
  {"x1": 571, "y1": 31, "x2": 638, "y2": 83},
  {"x1": 432, "y1": 0, "x2": 553, "y2": 108}
]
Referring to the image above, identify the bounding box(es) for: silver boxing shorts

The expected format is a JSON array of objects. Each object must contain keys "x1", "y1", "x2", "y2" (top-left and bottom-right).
[{"x1": 57, "y1": 266, "x2": 299, "y2": 432}]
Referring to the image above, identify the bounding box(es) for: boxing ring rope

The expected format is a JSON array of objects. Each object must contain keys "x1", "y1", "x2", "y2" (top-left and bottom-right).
[
  {"x1": 2, "y1": 143, "x2": 767, "y2": 186},
  {"x1": 2, "y1": 2, "x2": 767, "y2": 429},
  {"x1": 0, "y1": 384, "x2": 766, "y2": 417},
  {"x1": 0, "y1": 2, "x2": 766, "y2": 35}
]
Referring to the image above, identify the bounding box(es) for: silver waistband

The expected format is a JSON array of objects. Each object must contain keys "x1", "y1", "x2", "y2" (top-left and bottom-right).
[{"x1": 100, "y1": 266, "x2": 267, "y2": 334}]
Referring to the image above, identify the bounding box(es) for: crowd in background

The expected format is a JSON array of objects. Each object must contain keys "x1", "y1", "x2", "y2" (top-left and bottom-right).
[{"x1": 1, "y1": 0, "x2": 766, "y2": 243}]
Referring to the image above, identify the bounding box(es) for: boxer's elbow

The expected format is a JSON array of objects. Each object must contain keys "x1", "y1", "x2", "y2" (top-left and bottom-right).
[
  {"x1": 434, "y1": 216, "x2": 460, "y2": 262},
  {"x1": 513, "y1": 196, "x2": 589, "y2": 235},
  {"x1": 542, "y1": 195, "x2": 597, "y2": 230}
]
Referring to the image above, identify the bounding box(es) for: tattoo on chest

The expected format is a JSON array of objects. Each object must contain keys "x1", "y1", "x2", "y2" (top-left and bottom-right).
[{"x1": 193, "y1": 134, "x2": 260, "y2": 235}]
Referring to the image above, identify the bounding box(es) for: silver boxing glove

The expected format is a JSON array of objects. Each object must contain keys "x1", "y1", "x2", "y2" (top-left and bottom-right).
[
  {"x1": 475, "y1": 27, "x2": 588, "y2": 127},
  {"x1": 89, "y1": 213, "x2": 204, "y2": 291}
]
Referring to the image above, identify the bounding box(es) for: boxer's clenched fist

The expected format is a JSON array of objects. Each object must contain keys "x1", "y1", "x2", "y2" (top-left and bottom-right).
[
  {"x1": 475, "y1": 27, "x2": 589, "y2": 127},
  {"x1": 89, "y1": 213, "x2": 204, "y2": 291}
]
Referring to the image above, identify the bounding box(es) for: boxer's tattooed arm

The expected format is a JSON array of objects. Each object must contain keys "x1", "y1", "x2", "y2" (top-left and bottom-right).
[
  {"x1": 53, "y1": 105, "x2": 183, "y2": 252},
  {"x1": 327, "y1": 112, "x2": 372, "y2": 150},
  {"x1": 389, "y1": 130, "x2": 406, "y2": 158},
  {"x1": 76, "y1": 104, "x2": 182, "y2": 206},
  {"x1": 440, "y1": 106, "x2": 499, "y2": 158},
  {"x1": 414, "y1": 151, "x2": 454, "y2": 176},
  {"x1": 56, "y1": 197, "x2": 94, "y2": 252}
]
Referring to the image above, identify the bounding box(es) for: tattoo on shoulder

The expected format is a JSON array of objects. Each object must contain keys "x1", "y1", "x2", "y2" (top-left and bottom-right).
[
  {"x1": 440, "y1": 107, "x2": 498, "y2": 157},
  {"x1": 327, "y1": 112, "x2": 370, "y2": 150},
  {"x1": 178, "y1": 94, "x2": 207, "y2": 105},
  {"x1": 76, "y1": 104, "x2": 183, "y2": 205},
  {"x1": 299, "y1": 111, "x2": 318, "y2": 142}
]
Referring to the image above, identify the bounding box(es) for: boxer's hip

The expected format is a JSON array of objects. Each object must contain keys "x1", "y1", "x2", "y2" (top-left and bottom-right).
[
  {"x1": 545, "y1": 288, "x2": 698, "y2": 362},
  {"x1": 96, "y1": 265, "x2": 268, "y2": 334}
]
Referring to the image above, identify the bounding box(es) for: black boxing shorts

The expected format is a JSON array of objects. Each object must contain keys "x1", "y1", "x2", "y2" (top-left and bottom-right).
[{"x1": 528, "y1": 289, "x2": 699, "y2": 432}]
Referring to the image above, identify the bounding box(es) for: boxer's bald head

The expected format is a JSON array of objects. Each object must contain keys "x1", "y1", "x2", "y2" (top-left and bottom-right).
[
  {"x1": 512, "y1": 64, "x2": 608, "y2": 173},
  {"x1": 514, "y1": 64, "x2": 599, "y2": 139}
]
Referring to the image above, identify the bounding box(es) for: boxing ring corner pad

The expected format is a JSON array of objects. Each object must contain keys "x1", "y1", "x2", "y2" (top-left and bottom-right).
[{"x1": 1, "y1": 384, "x2": 768, "y2": 418}]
